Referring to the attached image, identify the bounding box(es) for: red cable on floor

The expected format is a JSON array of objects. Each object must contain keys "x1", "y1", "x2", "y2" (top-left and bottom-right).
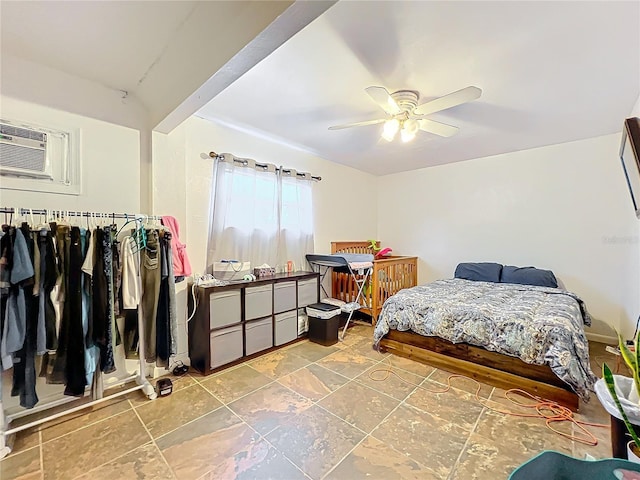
[{"x1": 368, "y1": 363, "x2": 608, "y2": 446}]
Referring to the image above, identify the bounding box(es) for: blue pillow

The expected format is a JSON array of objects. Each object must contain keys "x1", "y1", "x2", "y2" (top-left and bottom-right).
[
  {"x1": 454, "y1": 262, "x2": 503, "y2": 283},
  {"x1": 501, "y1": 265, "x2": 558, "y2": 288}
]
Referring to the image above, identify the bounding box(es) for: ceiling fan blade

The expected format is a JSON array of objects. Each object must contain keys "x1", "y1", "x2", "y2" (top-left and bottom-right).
[
  {"x1": 328, "y1": 118, "x2": 385, "y2": 130},
  {"x1": 418, "y1": 119, "x2": 459, "y2": 137},
  {"x1": 414, "y1": 86, "x2": 482, "y2": 116},
  {"x1": 365, "y1": 86, "x2": 402, "y2": 115}
]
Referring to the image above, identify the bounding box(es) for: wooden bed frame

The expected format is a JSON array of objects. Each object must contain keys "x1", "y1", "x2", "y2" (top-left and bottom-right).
[
  {"x1": 378, "y1": 329, "x2": 579, "y2": 411},
  {"x1": 330, "y1": 241, "x2": 418, "y2": 322}
]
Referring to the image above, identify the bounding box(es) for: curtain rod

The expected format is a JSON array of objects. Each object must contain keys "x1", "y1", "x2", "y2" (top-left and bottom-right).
[
  {"x1": 208, "y1": 151, "x2": 321, "y2": 182},
  {"x1": 0, "y1": 207, "x2": 161, "y2": 221}
]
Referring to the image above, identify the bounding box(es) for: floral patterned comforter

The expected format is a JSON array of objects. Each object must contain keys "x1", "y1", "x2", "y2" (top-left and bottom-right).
[{"x1": 373, "y1": 278, "x2": 597, "y2": 400}]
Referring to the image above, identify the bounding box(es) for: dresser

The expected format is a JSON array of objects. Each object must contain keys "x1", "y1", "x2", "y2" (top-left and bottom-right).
[{"x1": 188, "y1": 271, "x2": 320, "y2": 374}]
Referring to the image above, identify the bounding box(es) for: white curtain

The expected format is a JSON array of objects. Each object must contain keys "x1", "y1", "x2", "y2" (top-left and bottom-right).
[
  {"x1": 206, "y1": 154, "x2": 315, "y2": 273},
  {"x1": 278, "y1": 170, "x2": 314, "y2": 272}
]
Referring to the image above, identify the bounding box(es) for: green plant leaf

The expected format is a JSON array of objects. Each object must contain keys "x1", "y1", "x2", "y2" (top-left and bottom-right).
[
  {"x1": 603, "y1": 363, "x2": 640, "y2": 448},
  {"x1": 619, "y1": 333, "x2": 638, "y2": 376}
]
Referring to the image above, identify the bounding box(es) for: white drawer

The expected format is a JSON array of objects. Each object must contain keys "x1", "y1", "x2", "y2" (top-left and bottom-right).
[
  {"x1": 297, "y1": 278, "x2": 318, "y2": 308},
  {"x1": 209, "y1": 290, "x2": 241, "y2": 329},
  {"x1": 274, "y1": 281, "x2": 296, "y2": 313},
  {"x1": 210, "y1": 324, "x2": 243, "y2": 369},
  {"x1": 274, "y1": 311, "x2": 297, "y2": 346},
  {"x1": 245, "y1": 316, "x2": 273, "y2": 355},
  {"x1": 245, "y1": 284, "x2": 273, "y2": 320}
]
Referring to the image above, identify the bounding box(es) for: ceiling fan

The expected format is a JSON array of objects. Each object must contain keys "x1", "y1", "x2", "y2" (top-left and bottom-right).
[{"x1": 329, "y1": 85, "x2": 482, "y2": 142}]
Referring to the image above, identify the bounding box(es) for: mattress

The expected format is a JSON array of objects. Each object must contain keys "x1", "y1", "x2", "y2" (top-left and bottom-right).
[{"x1": 373, "y1": 278, "x2": 597, "y2": 400}]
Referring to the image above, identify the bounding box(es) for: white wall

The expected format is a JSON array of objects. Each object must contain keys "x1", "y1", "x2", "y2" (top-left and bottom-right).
[
  {"x1": 377, "y1": 134, "x2": 639, "y2": 340},
  {"x1": 1, "y1": 55, "x2": 153, "y2": 210},
  {"x1": 155, "y1": 115, "x2": 378, "y2": 273},
  {"x1": 152, "y1": 115, "x2": 378, "y2": 365},
  {"x1": 0, "y1": 96, "x2": 140, "y2": 213}
]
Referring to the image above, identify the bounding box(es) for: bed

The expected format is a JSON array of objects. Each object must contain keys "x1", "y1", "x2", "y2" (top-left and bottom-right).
[
  {"x1": 330, "y1": 241, "x2": 418, "y2": 322},
  {"x1": 373, "y1": 276, "x2": 598, "y2": 411}
]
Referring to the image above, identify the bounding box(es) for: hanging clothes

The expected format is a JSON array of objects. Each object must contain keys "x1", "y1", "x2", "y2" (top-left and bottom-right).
[
  {"x1": 4, "y1": 226, "x2": 39, "y2": 408},
  {"x1": 80, "y1": 229, "x2": 99, "y2": 387},
  {"x1": 160, "y1": 216, "x2": 191, "y2": 279},
  {"x1": 51, "y1": 226, "x2": 87, "y2": 396},
  {"x1": 121, "y1": 236, "x2": 141, "y2": 359},
  {"x1": 141, "y1": 229, "x2": 161, "y2": 362},
  {"x1": 155, "y1": 231, "x2": 171, "y2": 367},
  {"x1": 93, "y1": 226, "x2": 116, "y2": 374}
]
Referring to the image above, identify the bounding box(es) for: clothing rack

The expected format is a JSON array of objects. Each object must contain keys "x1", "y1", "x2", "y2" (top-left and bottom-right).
[
  {"x1": 0, "y1": 207, "x2": 161, "y2": 221},
  {"x1": 0, "y1": 206, "x2": 159, "y2": 459}
]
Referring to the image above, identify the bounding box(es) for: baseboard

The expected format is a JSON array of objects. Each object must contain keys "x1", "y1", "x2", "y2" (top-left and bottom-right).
[{"x1": 586, "y1": 332, "x2": 617, "y2": 345}]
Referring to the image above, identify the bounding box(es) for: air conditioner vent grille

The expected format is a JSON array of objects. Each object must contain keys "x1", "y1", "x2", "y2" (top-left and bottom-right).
[
  {"x1": 0, "y1": 144, "x2": 46, "y2": 172},
  {"x1": 0, "y1": 124, "x2": 46, "y2": 142}
]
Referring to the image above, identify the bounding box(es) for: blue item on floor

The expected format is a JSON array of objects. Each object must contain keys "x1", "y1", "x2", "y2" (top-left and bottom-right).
[{"x1": 509, "y1": 451, "x2": 640, "y2": 480}]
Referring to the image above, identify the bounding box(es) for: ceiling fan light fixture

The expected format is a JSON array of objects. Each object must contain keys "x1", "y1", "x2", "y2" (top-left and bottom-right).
[
  {"x1": 400, "y1": 128, "x2": 416, "y2": 143},
  {"x1": 382, "y1": 118, "x2": 399, "y2": 142}
]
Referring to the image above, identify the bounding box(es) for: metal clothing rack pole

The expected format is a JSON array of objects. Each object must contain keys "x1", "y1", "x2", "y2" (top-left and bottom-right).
[
  {"x1": 0, "y1": 207, "x2": 161, "y2": 221},
  {"x1": 0, "y1": 206, "x2": 158, "y2": 459}
]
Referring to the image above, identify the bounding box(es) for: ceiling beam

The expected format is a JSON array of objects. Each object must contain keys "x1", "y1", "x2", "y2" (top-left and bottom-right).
[{"x1": 148, "y1": 1, "x2": 336, "y2": 134}]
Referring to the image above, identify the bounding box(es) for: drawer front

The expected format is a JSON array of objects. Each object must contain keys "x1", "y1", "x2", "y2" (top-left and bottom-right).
[
  {"x1": 274, "y1": 311, "x2": 297, "y2": 346},
  {"x1": 297, "y1": 278, "x2": 318, "y2": 308},
  {"x1": 210, "y1": 325, "x2": 243, "y2": 369},
  {"x1": 245, "y1": 284, "x2": 273, "y2": 320},
  {"x1": 245, "y1": 316, "x2": 273, "y2": 356},
  {"x1": 274, "y1": 281, "x2": 296, "y2": 314},
  {"x1": 209, "y1": 290, "x2": 241, "y2": 329}
]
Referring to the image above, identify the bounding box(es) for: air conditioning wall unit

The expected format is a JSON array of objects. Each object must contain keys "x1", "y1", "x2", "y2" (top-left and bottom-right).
[
  {"x1": 0, "y1": 119, "x2": 79, "y2": 195},
  {"x1": 0, "y1": 122, "x2": 56, "y2": 180}
]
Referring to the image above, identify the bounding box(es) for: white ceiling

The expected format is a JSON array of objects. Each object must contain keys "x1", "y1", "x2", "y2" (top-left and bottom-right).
[
  {"x1": 198, "y1": 1, "x2": 640, "y2": 176},
  {"x1": 1, "y1": 1, "x2": 197, "y2": 93},
  {"x1": 1, "y1": 1, "x2": 335, "y2": 130}
]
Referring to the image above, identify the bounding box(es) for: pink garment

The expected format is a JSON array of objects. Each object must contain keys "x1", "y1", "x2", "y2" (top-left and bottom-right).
[{"x1": 161, "y1": 216, "x2": 192, "y2": 277}]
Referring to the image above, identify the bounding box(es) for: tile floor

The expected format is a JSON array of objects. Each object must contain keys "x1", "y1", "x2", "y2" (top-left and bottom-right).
[{"x1": 0, "y1": 324, "x2": 619, "y2": 480}]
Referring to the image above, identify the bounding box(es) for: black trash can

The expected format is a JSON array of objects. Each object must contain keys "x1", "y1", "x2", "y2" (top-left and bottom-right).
[{"x1": 306, "y1": 303, "x2": 341, "y2": 346}]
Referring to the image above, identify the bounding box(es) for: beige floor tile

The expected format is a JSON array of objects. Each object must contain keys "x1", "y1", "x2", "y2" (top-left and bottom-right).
[
  {"x1": 135, "y1": 383, "x2": 223, "y2": 438},
  {"x1": 356, "y1": 364, "x2": 422, "y2": 401},
  {"x1": 157, "y1": 407, "x2": 257, "y2": 480},
  {"x1": 42, "y1": 410, "x2": 150, "y2": 480},
  {"x1": 200, "y1": 365, "x2": 272, "y2": 403},
  {"x1": 266, "y1": 404, "x2": 365, "y2": 479},
  {"x1": 75, "y1": 442, "x2": 173, "y2": 480},
  {"x1": 449, "y1": 432, "x2": 532, "y2": 480},
  {"x1": 228, "y1": 382, "x2": 313, "y2": 435},
  {"x1": 371, "y1": 403, "x2": 468, "y2": 479},
  {"x1": 572, "y1": 417, "x2": 613, "y2": 460},
  {"x1": 427, "y1": 369, "x2": 493, "y2": 399},
  {"x1": 336, "y1": 332, "x2": 369, "y2": 349},
  {"x1": 40, "y1": 396, "x2": 131, "y2": 442},
  {"x1": 316, "y1": 350, "x2": 378, "y2": 379},
  {"x1": 319, "y1": 381, "x2": 400, "y2": 433},
  {"x1": 325, "y1": 436, "x2": 441, "y2": 480},
  {"x1": 347, "y1": 337, "x2": 389, "y2": 361},
  {"x1": 284, "y1": 340, "x2": 340, "y2": 362},
  {"x1": 7, "y1": 428, "x2": 39, "y2": 457},
  {"x1": 473, "y1": 407, "x2": 574, "y2": 457},
  {"x1": 347, "y1": 324, "x2": 374, "y2": 339},
  {"x1": 381, "y1": 354, "x2": 436, "y2": 378},
  {"x1": 406, "y1": 383, "x2": 484, "y2": 432},
  {"x1": 277, "y1": 363, "x2": 348, "y2": 402},
  {"x1": 202, "y1": 438, "x2": 307, "y2": 480},
  {"x1": 0, "y1": 446, "x2": 41, "y2": 480},
  {"x1": 128, "y1": 374, "x2": 198, "y2": 407},
  {"x1": 248, "y1": 349, "x2": 310, "y2": 379}
]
